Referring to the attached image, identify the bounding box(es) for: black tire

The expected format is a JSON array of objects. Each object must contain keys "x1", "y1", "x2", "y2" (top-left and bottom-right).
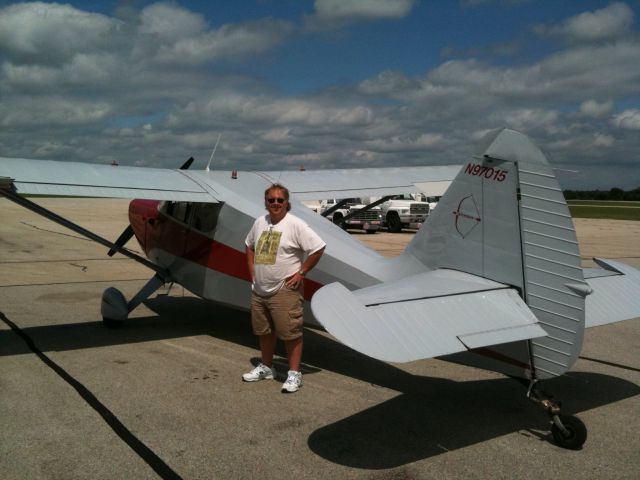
[
  {"x1": 387, "y1": 212, "x2": 402, "y2": 233},
  {"x1": 551, "y1": 415, "x2": 587, "y2": 450},
  {"x1": 103, "y1": 317, "x2": 124, "y2": 329},
  {"x1": 333, "y1": 213, "x2": 346, "y2": 230},
  {"x1": 365, "y1": 229, "x2": 377, "y2": 234}
]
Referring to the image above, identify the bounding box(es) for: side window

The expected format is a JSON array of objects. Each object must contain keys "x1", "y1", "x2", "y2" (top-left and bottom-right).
[
  {"x1": 172, "y1": 202, "x2": 191, "y2": 224},
  {"x1": 159, "y1": 201, "x2": 175, "y2": 216},
  {"x1": 191, "y1": 203, "x2": 223, "y2": 233}
]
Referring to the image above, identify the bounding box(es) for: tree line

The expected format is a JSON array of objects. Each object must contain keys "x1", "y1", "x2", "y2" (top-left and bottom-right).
[{"x1": 563, "y1": 187, "x2": 640, "y2": 201}]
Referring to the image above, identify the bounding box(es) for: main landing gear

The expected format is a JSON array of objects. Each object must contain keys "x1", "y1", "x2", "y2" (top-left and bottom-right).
[
  {"x1": 527, "y1": 380, "x2": 587, "y2": 450},
  {"x1": 101, "y1": 273, "x2": 166, "y2": 328}
]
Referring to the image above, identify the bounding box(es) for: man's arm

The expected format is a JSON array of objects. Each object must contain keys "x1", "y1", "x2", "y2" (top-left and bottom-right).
[
  {"x1": 245, "y1": 246, "x2": 255, "y2": 283},
  {"x1": 301, "y1": 247, "x2": 325, "y2": 276},
  {"x1": 285, "y1": 247, "x2": 325, "y2": 288}
]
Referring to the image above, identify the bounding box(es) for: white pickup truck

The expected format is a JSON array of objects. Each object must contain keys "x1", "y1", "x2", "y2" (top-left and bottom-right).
[
  {"x1": 319, "y1": 198, "x2": 383, "y2": 233},
  {"x1": 379, "y1": 194, "x2": 430, "y2": 232}
]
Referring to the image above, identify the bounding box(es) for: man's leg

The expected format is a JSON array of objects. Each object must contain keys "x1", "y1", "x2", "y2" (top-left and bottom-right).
[
  {"x1": 284, "y1": 336, "x2": 302, "y2": 372},
  {"x1": 259, "y1": 332, "x2": 277, "y2": 367},
  {"x1": 242, "y1": 292, "x2": 278, "y2": 381}
]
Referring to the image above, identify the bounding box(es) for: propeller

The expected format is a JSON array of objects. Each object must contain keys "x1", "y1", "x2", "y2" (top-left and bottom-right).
[
  {"x1": 107, "y1": 156, "x2": 194, "y2": 257},
  {"x1": 107, "y1": 225, "x2": 135, "y2": 257},
  {"x1": 180, "y1": 156, "x2": 194, "y2": 170}
]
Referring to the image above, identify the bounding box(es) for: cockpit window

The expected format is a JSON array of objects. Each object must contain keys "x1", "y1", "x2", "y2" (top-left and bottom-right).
[
  {"x1": 158, "y1": 201, "x2": 222, "y2": 233},
  {"x1": 191, "y1": 203, "x2": 223, "y2": 233},
  {"x1": 159, "y1": 201, "x2": 191, "y2": 224}
]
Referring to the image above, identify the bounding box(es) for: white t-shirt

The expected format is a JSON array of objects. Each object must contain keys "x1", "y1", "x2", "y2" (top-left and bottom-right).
[{"x1": 245, "y1": 213, "x2": 326, "y2": 296}]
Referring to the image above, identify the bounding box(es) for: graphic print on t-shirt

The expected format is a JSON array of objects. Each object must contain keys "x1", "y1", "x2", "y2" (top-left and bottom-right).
[{"x1": 255, "y1": 228, "x2": 282, "y2": 265}]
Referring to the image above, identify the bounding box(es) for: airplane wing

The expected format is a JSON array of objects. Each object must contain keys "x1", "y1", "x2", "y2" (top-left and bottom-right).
[
  {"x1": 311, "y1": 269, "x2": 547, "y2": 363},
  {"x1": 257, "y1": 165, "x2": 460, "y2": 200},
  {"x1": 1, "y1": 157, "x2": 460, "y2": 202},
  {"x1": 583, "y1": 258, "x2": 640, "y2": 328},
  {"x1": 0, "y1": 157, "x2": 216, "y2": 202}
]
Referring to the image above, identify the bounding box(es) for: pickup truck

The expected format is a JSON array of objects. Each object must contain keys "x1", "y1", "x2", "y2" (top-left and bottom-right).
[
  {"x1": 319, "y1": 198, "x2": 382, "y2": 233},
  {"x1": 379, "y1": 194, "x2": 430, "y2": 232}
]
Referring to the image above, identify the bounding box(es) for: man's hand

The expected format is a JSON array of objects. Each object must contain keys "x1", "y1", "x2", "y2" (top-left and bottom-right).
[{"x1": 285, "y1": 271, "x2": 304, "y2": 289}]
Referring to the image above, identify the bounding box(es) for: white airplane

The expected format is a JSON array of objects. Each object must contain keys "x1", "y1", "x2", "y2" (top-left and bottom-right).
[{"x1": 1, "y1": 128, "x2": 639, "y2": 450}]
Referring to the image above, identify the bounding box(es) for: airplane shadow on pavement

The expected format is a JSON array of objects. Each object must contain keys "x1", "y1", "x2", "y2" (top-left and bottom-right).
[
  {"x1": 305, "y1": 369, "x2": 639, "y2": 468},
  {"x1": 301, "y1": 323, "x2": 640, "y2": 467},
  {"x1": 2, "y1": 294, "x2": 638, "y2": 468}
]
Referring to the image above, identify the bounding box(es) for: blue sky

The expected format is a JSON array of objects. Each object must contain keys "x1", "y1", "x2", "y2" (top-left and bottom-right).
[{"x1": 1, "y1": 1, "x2": 639, "y2": 189}]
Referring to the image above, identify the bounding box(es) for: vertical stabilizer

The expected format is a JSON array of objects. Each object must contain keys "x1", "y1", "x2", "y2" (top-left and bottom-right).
[{"x1": 405, "y1": 128, "x2": 589, "y2": 379}]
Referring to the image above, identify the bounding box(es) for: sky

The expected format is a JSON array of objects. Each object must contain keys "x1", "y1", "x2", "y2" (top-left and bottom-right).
[{"x1": 0, "y1": 0, "x2": 639, "y2": 190}]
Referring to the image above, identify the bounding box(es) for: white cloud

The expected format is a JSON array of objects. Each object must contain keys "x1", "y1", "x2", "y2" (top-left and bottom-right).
[
  {"x1": 0, "y1": 2, "x2": 120, "y2": 64},
  {"x1": 168, "y1": 94, "x2": 373, "y2": 129},
  {"x1": 138, "y1": 2, "x2": 207, "y2": 42},
  {"x1": 306, "y1": 0, "x2": 416, "y2": 30},
  {"x1": 593, "y1": 133, "x2": 614, "y2": 146},
  {"x1": 314, "y1": 0, "x2": 415, "y2": 20},
  {"x1": 0, "y1": 97, "x2": 111, "y2": 127},
  {"x1": 612, "y1": 109, "x2": 640, "y2": 130},
  {"x1": 358, "y1": 70, "x2": 419, "y2": 96},
  {"x1": 536, "y1": 2, "x2": 634, "y2": 44},
  {"x1": 580, "y1": 99, "x2": 614, "y2": 118},
  {"x1": 500, "y1": 109, "x2": 560, "y2": 133},
  {"x1": 150, "y1": 18, "x2": 293, "y2": 65},
  {"x1": 359, "y1": 40, "x2": 640, "y2": 112}
]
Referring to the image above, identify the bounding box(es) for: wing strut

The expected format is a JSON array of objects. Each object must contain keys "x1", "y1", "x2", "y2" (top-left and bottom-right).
[
  {"x1": 0, "y1": 180, "x2": 169, "y2": 278},
  {"x1": 341, "y1": 195, "x2": 394, "y2": 223}
]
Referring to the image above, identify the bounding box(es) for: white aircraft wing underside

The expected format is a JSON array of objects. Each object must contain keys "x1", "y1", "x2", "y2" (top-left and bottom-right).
[
  {"x1": 257, "y1": 165, "x2": 461, "y2": 200},
  {"x1": 584, "y1": 258, "x2": 640, "y2": 328},
  {"x1": 1, "y1": 158, "x2": 461, "y2": 203},
  {"x1": 0, "y1": 158, "x2": 217, "y2": 202},
  {"x1": 311, "y1": 270, "x2": 546, "y2": 363}
]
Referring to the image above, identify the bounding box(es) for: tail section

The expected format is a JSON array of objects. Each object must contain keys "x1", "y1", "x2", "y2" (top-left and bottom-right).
[
  {"x1": 311, "y1": 128, "x2": 591, "y2": 379},
  {"x1": 405, "y1": 128, "x2": 589, "y2": 379}
]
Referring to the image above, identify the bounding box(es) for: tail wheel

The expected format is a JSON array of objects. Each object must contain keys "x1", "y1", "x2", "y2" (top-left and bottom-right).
[
  {"x1": 551, "y1": 415, "x2": 587, "y2": 450},
  {"x1": 387, "y1": 212, "x2": 402, "y2": 233}
]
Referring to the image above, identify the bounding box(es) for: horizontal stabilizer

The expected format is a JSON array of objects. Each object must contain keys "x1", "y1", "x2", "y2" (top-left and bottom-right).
[
  {"x1": 584, "y1": 258, "x2": 640, "y2": 328},
  {"x1": 311, "y1": 270, "x2": 546, "y2": 363}
]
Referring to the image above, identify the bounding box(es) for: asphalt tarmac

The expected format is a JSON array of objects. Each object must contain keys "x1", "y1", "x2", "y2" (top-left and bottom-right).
[{"x1": 1, "y1": 198, "x2": 639, "y2": 479}]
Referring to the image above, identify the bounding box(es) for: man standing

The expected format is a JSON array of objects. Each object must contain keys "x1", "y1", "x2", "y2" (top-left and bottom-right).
[{"x1": 243, "y1": 183, "x2": 325, "y2": 393}]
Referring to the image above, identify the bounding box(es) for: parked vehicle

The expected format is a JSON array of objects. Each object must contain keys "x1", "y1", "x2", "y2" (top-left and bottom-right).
[
  {"x1": 319, "y1": 198, "x2": 382, "y2": 233},
  {"x1": 379, "y1": 194, "x2": 430, "y2": 232}
]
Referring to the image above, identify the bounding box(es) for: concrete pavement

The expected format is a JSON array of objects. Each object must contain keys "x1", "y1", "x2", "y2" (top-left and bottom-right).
[{"x1": 1, "y1": 198, "x2": 639, "y2": 479}]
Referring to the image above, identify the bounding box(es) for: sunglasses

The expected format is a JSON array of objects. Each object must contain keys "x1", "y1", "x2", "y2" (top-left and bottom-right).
[{"x1": 266, "y1": 197, "x2": 286, "y2": 204}]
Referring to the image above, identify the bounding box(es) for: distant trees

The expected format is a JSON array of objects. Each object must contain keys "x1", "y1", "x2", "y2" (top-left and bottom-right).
[{"x1": 563, "y1": 187, "x2": 640, "y2": 201}]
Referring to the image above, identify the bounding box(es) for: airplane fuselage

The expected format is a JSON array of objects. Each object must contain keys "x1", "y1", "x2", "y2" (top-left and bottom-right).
[{"x1": 126, "y1": 192, "x2": 418, "y2": 323}]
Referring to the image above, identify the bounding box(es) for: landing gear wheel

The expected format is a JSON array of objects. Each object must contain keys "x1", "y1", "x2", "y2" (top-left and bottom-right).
[
  {"x1": 103, "y1": 317, "x2": 124, "y2": 328},
  {"x1": 387, "y1": 213, "x2": 402, "y2": 233},
  {"x1": 551, "y1": 415, "x2": 587, "y2": 450},
  {"x1": 526, "y1": 380, "x2": 587, "y2": 450}
]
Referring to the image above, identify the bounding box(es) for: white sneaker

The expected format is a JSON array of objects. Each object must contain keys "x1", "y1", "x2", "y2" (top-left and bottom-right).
[
  {"x1": 242, "y1": 363, "x2": 275, "y2": 382},
  {"x1": 281, "y1": 370, "x2": 302, "y2": 393}
]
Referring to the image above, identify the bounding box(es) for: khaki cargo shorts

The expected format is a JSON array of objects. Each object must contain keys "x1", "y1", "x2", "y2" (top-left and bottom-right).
[{"x1": 250, "y1": 284, "x2": 304, "y2": 341}]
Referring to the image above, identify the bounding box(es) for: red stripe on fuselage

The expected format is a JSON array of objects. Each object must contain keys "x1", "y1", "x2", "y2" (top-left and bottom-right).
[{"x1": 128, "y1": 200, "x2": 322, "y2": 301}]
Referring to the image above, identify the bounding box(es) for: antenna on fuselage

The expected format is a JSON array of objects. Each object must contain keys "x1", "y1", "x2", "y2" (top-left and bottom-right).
[{"x1": 205, "y1": 134, "x2": 222, "y2": 172}]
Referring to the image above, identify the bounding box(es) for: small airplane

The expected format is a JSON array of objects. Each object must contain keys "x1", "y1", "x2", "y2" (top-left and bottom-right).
[{"x1": 1, "y1": 128, "x2": 639, "y2": 450}]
